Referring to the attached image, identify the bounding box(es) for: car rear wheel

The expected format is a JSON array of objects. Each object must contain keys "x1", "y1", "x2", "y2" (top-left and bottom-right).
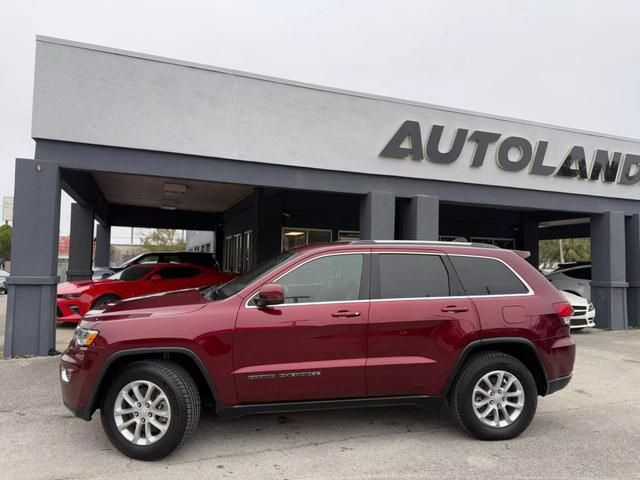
[
  {"x1": 92, "y1": 294, "x2": 121, "y2": 309},
  {"x1": 101, "y1": 360, "x2": 201, "y2": 460},
  {"x1": 449, "y1": 351, "x2": 537, "y2": 440}
]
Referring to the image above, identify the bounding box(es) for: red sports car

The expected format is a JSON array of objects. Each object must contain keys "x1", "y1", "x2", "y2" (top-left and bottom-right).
[{"x1": 56, "y1": 263, "x2": 236, "y2": 323}]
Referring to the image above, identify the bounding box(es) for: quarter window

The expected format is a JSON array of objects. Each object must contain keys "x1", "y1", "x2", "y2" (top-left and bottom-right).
[
  {"x1": 450, "y1": 256, "x2": 528, "y2": 296},
  {"x1": 276, "y1": 254, "x2": 364, "y2": 304},
  {"x1": 378, "y1": 254, "x2": 450, "y2": 299}
]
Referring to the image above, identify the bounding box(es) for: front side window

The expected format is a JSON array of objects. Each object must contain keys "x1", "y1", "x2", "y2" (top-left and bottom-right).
[
  {"x1": 450, "y1": 256, "x2": 528, "y2": 296},
  {"x1": 378, "y1": 254, "x2": 450, "y2": 299},
  {"x1": 157, "y1": 267, "x2": 200, "y2": 279},
  {"x1": 138, "y1": 255, "x2": 160, "y2": 264},
  {"x1": 276, "y1": 254, "x2": 364, "y2": 304},
  {"x1": 111, "y1": 265, "x2": 154, "y2": 281}
]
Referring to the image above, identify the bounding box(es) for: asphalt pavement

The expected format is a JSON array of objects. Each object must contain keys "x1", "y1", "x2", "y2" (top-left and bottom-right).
[{"x1": 1, "y1": 293, "x2": 640, "y2": 479}]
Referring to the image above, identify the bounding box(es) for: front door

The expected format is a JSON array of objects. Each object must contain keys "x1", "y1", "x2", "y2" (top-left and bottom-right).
[{"x1": 234, "y1": 252, "x2": 370, "y2": 403}]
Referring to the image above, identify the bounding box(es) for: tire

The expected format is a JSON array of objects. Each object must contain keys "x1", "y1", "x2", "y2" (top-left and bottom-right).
[
  {"x1": 449, "y1": 351, "x2": 538, "y2": 441},
  {"x1": 92, "y1": 294, "x2": 120, "y2": 309},
  {"x1": 101, "y1": 360, "x2": 201, "y2": 460}
]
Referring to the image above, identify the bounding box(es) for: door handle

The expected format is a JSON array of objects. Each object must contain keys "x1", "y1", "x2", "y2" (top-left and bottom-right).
[
  {"x1": 441, "y1": 305, "x2": 469, "y2": 313},
  {"x1": 331, "y1": 310, "x2": 361, "y2": 318}
]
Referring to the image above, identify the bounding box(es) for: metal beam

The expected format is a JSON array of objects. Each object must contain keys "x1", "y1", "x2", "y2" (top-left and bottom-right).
[{"x1": 109, "y1": 204, "x2": 221, "y2": 230}]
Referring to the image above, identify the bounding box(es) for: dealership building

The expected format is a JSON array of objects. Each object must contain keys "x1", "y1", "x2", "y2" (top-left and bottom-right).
[{"x1": 4, "y1": 36, "x2": 640, "y2": 357}]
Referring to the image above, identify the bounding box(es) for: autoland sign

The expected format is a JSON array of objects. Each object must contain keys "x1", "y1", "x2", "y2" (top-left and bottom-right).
[{"x1": 381, "y1": 121, "x2": 640, "y2": 186}]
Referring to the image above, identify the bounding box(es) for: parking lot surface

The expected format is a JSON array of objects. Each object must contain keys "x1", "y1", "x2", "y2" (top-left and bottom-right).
[{"x1": 1, "y1": 292, "x2": 640, "y2": 479}]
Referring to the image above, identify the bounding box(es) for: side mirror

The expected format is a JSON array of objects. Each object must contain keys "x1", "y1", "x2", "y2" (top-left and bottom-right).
[
  {"x1": 255, "y1": 283, "x2": 285, "y2": 307},
  {"x1": 149, "y1": 274, "x2": 162, "y2": 281},
  {"x1": 101, "y1": 273, "x2": 112, "y2": 279}
]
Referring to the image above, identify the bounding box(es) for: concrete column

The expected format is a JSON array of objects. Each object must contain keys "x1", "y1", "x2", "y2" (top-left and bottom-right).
[
  {"x1": 66, "y1": 203, "x2": 94, "y2": 280},
  {"x1": 625, "y1": 214, "x2": 640, "y2": 327},
  {"x1": 4, "y1": 159, "x2": 60, "y2": 357},
  {"x1": 94, "y1": 223, "x2": 111, "y2": 268},
  {"x1": 521, "y1": 216, "x2": 540, "y2": 268},
  {"x1": 401, "y1": 195, "x2": 439, "y2": 240},
  {"x1": 591, "y1": 211, "x2": 628, "y2": 330},
  {"x1": 359, "y1": 191, "x2": 395, "y2": 240}
]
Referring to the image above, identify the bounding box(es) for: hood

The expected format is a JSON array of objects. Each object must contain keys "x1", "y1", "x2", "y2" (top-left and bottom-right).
[
  {"x1": 57, "y1": 278, "x2": 115, "y2": 293},
  {"x1": 561, "y1": 290, "x2": 589, "y2": 306},
  {"x1": 88, "y1": 288, "x2": 209, "y2": 321}
]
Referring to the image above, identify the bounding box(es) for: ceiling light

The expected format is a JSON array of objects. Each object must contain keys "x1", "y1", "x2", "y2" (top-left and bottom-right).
[
  {"x1": 164, "y1": 183, "x2": 187, "y2": 195},
  {"x1": 161, "y1": 199, "x2": 180, "y2": 210},
  {"x1": 284, "y1": 231, "x2": 305, "y2": 237}
]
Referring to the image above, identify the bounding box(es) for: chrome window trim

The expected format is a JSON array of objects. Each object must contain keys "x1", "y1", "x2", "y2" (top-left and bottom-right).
[
  {"x1": 244, "y1": 250, "x2": 535, "y2": 309},
  {"x1": 244, "y1": 251, "x2": 369, "y2": 309}
]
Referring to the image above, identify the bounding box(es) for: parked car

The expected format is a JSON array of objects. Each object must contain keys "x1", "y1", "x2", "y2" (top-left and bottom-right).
[
  {"x1": 545, "y1": 264, "x2": 591, "y2": 299},
  {"x1": 92, "y1": 252, "x2": 221, "y2": 279},
  {"x1": 0, "y1": 268, "x2": 8, "y2": 294},
  {"x1": 561, "y1": 290, "x2": 596, "y2": 330},
  {"x1": 57, "y1": 263, "x2": 235, "y2": 323},
  {"x1": 60, "y1": 241, "x2": 576, "y2": 460}
]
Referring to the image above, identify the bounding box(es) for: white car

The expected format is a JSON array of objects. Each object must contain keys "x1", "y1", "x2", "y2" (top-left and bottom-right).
[
  {"x1": 545, "y1": 264, "x2": 591, "y2": 300},
  {"x1": 0, "y1": 268, "x2": 8, "y2": 294},
  {"x1": 562, "y1": 290, "x2": 596, "y2": 330}
]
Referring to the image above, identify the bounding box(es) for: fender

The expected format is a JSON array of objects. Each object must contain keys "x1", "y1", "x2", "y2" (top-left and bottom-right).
[
  {"x1": 81, "y1": 347, "x2": 222, "y2": 420},
  {"x1": 442, "y1": 337, "x2": 550, "y2": 396}
]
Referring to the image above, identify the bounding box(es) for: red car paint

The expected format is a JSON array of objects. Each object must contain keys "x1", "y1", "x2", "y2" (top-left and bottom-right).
[
  {"x1": 60, "y1": 242, "x2": 575, "y2": 421},
  {"x1": 56, "y1": 263, "x2": 236, "y2": 323}
]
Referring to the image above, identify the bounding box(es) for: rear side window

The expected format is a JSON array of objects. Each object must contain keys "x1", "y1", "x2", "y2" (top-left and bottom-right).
[
  {"x1": 450, "y1": 256, "x2": 528, "y2": 296},
  {"x1": 378, "y1": 254, "x2": 450, "y2": 299}
]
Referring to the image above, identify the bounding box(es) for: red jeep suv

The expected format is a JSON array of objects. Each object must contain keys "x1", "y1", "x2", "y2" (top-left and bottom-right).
[{"x1": 60, "y1": 241, "x2": 575, "y2": 460}]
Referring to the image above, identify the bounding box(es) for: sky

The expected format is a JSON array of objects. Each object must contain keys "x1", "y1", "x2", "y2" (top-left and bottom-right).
[{"x1": 1, "y1": 0, "x2": 640, "y2": 241}]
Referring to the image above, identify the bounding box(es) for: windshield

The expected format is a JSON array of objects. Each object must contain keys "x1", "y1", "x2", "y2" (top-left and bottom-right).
[
  {"x1": 109, "y1": 265, "x2": 154, "y2": 281},
  {"x1": 207, "y1": 251, "x2": 297, "y2": 301}
]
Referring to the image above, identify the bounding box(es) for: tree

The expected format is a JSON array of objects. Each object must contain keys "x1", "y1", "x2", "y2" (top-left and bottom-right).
[
  {"x1": 0, "y1": 224, "x2": 11, "y2": 269},
  {"x1": 138, "y1": 229, "x2": 185, "y2": 252},
  {"x1": 539, "y1": 238, "x2": 590, "y2": 267}
]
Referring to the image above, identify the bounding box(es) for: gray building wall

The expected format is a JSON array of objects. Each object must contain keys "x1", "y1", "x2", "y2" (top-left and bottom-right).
[{"x1": 185, "y1": 230, "x2": 215, "y2": 253}]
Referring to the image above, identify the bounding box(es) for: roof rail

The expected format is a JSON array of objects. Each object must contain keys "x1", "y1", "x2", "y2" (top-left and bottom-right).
[{"x1": 350, "y1": 240, "x2": 499, "y2": 249}]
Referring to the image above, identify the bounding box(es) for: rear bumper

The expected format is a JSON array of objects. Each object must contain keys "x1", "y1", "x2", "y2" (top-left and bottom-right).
[{"x1": 546, "y1": 373, "x2": 572, "y2": 395}]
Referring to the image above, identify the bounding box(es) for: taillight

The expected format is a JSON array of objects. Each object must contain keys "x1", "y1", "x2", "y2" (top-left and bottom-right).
[{"x1": 553, "y1": 302, "x2": 573, "y2": 326}]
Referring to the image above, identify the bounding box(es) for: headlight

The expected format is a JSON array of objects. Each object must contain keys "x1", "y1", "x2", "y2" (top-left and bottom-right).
[
  {"x1": 59, "y1": 293, "x2": 83, "y2": 299},
  {"x1": 73, "y1": 326, "x2": 100, "y2": 346},
  {"x1": 588, "y1": 303, "x2": 595, "y2": 312}
]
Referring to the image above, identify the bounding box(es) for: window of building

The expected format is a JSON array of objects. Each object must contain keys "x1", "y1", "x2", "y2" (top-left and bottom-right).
[
  {"x1": 338, "y1": 230, "x2": 360, "y2": 241},
  {"x1": 281, "y1": 228, "x2": 332, "y2": 251},
  {"x1": 450, "y1": 256, "x2": 528, "y2": 296},
  {"x1": 275, "y1": 254, "x2": 363, "y2": 304},
  {"x1": 378, "y1": 254, "x2": 450, "y2": 299},
  {"x1": 243, "y1": 230, "x2": 253, "y2": 273}
]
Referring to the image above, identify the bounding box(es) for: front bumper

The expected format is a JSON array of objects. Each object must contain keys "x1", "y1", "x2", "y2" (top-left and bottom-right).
[
  {"x1": 569, "y1": 307, "x2": 596, "y2": 329},
  {"x1": 56, "y1": 298, "x2": 86, "y2": 323},
  {"x1": 60, "y1": 343, "x2": 104, "y2": 421}
]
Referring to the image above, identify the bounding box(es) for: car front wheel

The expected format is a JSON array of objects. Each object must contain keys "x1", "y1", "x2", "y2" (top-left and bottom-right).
[
  {"x1": 449, "y1": 351, "x2": 538, "y2": 440},
  {"x1": 101, "y1": 360, "x2": 201, "y2": 460}
]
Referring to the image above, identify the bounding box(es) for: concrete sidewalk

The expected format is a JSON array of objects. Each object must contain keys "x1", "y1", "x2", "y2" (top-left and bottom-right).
[{"x1": 1, "y1": 297, "x2": 640, "y2": 478}]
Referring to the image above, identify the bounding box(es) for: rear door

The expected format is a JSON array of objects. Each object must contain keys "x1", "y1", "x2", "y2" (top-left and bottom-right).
[{"x1": 367, "y1": 251, "x2": 480, "y2": 396}]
